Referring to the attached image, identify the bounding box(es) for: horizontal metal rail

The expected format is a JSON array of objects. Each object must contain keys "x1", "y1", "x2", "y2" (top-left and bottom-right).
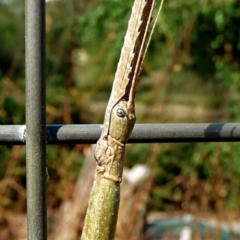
[{"x1": 1, "y1": 123, "x2": 240, "y2": 145}]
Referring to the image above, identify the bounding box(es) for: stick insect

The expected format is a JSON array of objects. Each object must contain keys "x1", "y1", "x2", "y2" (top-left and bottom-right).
[{"x1": 81, "y1": 0, "x2": 164, "y2": 239}]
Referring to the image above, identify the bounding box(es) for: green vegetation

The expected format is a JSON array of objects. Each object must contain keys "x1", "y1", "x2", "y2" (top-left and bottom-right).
[{"x1": 1, "y1": 0, "x2": 240, "y2": 218}]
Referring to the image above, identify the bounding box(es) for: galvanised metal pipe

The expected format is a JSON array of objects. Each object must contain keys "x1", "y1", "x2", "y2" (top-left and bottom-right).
[
  {"x1": 1, "y1": 123, "x2": 240, "y2": 145},
  {"x1": 25, "y1": 0, "x2": 47, "y2": 238}
]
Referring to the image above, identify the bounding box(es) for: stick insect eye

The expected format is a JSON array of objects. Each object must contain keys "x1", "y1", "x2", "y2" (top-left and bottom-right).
[{"x1": 116, "y1": 108, "x2": 126, "y2": 118}]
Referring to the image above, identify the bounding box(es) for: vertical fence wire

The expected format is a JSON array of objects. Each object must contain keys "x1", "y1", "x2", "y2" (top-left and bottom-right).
[{"x1": 25, "y1": 0, "x2": 47, "y2": 239}]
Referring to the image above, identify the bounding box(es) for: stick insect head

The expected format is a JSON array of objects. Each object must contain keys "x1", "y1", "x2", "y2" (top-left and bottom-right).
[{"x1": 109, "y1": 100, "x2": 136, "y2": 143}]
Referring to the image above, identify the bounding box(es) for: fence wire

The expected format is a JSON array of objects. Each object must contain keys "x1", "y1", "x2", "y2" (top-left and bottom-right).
[{"x1": 1, "y1": 123, "x2": 240, "y2": 145}]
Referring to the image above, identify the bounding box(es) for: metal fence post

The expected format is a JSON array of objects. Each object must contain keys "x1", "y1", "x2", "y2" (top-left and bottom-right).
[{"x1": 25, "y1": 0, "x2": 47, "y2": 239}]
